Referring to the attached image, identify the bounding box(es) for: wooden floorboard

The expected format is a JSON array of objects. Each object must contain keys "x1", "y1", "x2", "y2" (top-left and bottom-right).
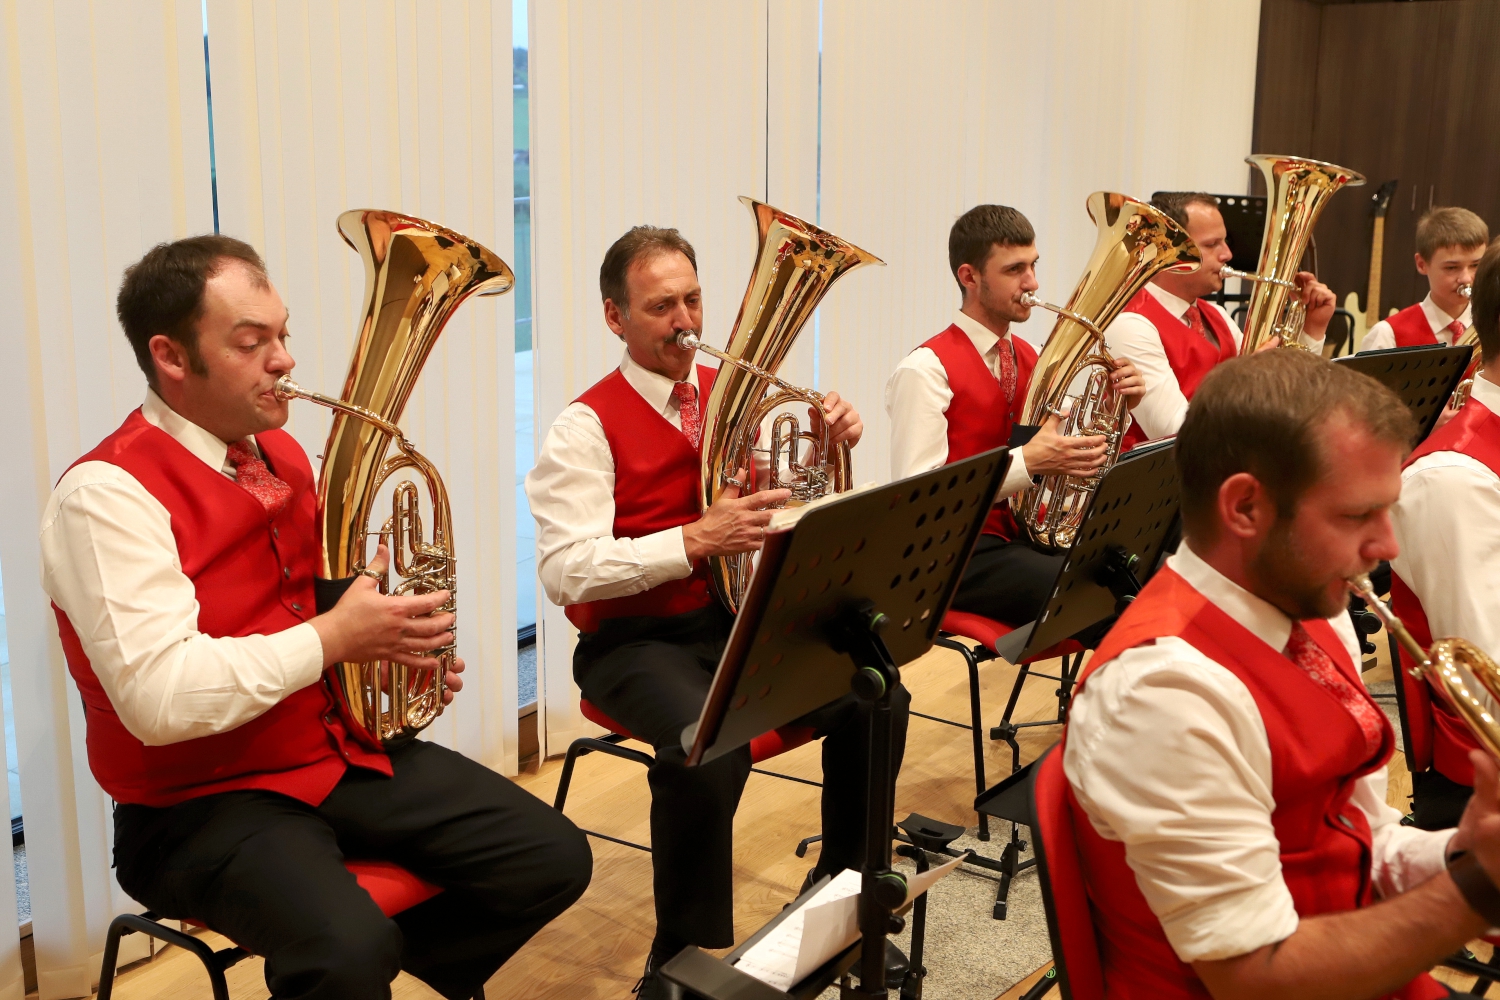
[{"x1": 81, "y1": 624, "x2": 1484, "y2": 1000}]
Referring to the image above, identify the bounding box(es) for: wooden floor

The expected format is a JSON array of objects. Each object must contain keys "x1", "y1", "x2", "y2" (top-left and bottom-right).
[{"x1": 86, "y1": 628, "x2": 1494, "y2": 999}]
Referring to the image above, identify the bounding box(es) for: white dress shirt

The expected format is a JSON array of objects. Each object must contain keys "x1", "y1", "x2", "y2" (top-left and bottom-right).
[
  {"x1": 527, "y1": 349, "x2": 700, "y2": 608},
  {"x1": 1064, "y1": 543, "x2": 1450, "y2": 964},
  {"x1": 1103, "y1": 283, "x2": 1326, "y2": 441},
  {"x1": 1360, "y1": 293, "x2": 1473, "y2": 353},
  {"x1": 40, "y1": 391, "x2": 324, "y2": 747},
  {"x1": 1392, "y1": 375, "x2": 1500, "y2": 661},
  {"x1": 884, "y1": 310, "x2": 1031, "y2": 497}
]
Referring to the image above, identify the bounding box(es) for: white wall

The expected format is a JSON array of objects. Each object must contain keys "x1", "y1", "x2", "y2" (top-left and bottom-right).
[
  {"x1": 206, "y1": 0, "x2": 521, "y2": 773},
  {"x1": 0, "y1": 2, "x2": 214, "y2": 995}
]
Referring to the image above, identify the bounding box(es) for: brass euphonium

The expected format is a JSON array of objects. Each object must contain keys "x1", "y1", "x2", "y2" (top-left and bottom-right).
[
  {"x1": 687, "y1": 197, "x2": 883, "y2": 612},
  {"x1": 1010, "y1": 192, "x2": 1201, "y2": 551},
  {"x1": 1235, "y1": 155, "x2": 1365, "y2": 353},
  {"x1": 1349, "y1": 575, "x2": 1500, "y2": 760},
  {"x1": 1452, "y1": 319, "x2": 1482, "y2": 410},
  {"x1": 275, "y1": 209, "x2": 513, "y2": 748}
]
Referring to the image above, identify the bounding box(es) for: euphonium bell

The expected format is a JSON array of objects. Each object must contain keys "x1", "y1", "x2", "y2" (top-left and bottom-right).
[
  {"x1": 1237, "y1": 155, "x2": 1365, "y2": 353},
  {"x1": 278, "y1": 209, "x2": 513, "y2": 748},
  {"x1": 1010, "y1": 192, "x2": 1201, "y2": 551},
  {"x1": 1349, "y1": 575, "x2": 1500, "y2": 761},
  {"x1": 693, "y1": 197, "x2": 883, "y2": 612}
]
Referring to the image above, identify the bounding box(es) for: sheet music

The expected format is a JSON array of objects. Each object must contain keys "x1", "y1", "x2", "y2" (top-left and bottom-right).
[{"x1": 732, "y1": 853, "x2": 969, "y2": 991}]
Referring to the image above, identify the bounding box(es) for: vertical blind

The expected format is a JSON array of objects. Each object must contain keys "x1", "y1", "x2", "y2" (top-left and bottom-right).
[{"x1": 0, "y1": 2, "x2": 214, "y2": 995}]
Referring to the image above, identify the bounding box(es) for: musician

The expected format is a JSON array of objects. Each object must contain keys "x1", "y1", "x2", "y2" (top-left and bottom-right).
[
  {"x1": 1360, "y1": 207, "x2": 1487, "y2": 353},
  {"x1": 1064, "y1": 349, "x2": 1499, "y2": 999},
  {"x1": 42, "y1": 236, "x2": 591, "y2": 1000},
  {"x1": 884, "y1": 204, "x2": 1146, "y2": 626},
  {"x1": 1389, "y1": 239, "x2": 1500, "y2": 831},
  {"x1": 526, "y1": 225, "x2": 910, "y2": 999},
  {"x1": 1104, "y1": 191, "x2": 1335, "y2": 447}
]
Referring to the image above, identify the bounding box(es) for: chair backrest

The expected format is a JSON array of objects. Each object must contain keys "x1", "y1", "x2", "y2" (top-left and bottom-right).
[
  {"x1": 1392, "y1": 638, "x2": 1434, "y2": 773},
  {"x1": 1031, "y1": 744, "x2": 1105, "y2": 1000}
]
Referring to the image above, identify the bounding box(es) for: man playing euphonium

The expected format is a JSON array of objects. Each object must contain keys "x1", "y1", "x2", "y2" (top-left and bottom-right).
[
  {"x1": 526, "y1": 225, "x2": 910, "y2": 999},
  {"x1": 1390, "y1": 238, "x2": 1500, "y2": 829},
  {"x1": 1065, "y1": 349, "x2": 1498, "y2": 1000},
  {"x1": 43, "y1": 236, "x2": 592, "y2": 1000}
]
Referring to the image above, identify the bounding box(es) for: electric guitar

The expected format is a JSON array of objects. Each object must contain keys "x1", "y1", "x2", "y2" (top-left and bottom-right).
[{"x1": 1342, "y1": 179, "x2": 1399, "y2": 351}]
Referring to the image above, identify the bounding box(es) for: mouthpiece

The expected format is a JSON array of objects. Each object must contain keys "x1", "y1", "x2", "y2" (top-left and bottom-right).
[
  {"x1": 1461, "y1": 283, "x2": 1474, "y2": 300},
  {"x1": 1222, "y1": 265, "x2": 1298, "y2": 291},
  {"x1": 273, "y1": 374, "x2": 303, "y2": 401},
  {"x1": 675, "y1": 330, "x2": 702, "y2": 350}
]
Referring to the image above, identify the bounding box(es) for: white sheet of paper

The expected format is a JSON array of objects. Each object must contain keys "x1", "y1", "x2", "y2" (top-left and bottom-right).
[{"x1": 732, "y1": 854, "x2": 970, "y2": 990}]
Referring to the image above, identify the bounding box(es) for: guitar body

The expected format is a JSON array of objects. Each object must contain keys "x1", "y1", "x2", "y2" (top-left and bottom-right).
[{"x1": 1349, "y1": 180, "x2": 1399, "y2": 353}]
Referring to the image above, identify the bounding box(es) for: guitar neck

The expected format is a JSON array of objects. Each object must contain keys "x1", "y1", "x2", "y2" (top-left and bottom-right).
[{"x1": 1365, "y1": 217, "x2": 1386, "y2": 329}]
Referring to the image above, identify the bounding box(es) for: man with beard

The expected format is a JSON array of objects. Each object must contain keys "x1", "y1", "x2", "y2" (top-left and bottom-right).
[
  {"x1": 1062, "y1": 350, "x2": 1500, "y2": 999},
  {"x1": 884, "y1": 204, "x2": 1145, "y2": 625}
]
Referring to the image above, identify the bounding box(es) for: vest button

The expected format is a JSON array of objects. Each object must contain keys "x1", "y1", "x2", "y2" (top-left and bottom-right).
[
  {"x1": 272, "y1": 527, "x2": 279, "y2": 539},
  {"x1": 1337, "y1": 814, "x2": 1355, "y2": 829},
  {"x1": 283, "y1": 566, "x2": 291, "y2": 579},
  {"x1": 292, "y1": 602, "x2": 303, "y2": 612}
]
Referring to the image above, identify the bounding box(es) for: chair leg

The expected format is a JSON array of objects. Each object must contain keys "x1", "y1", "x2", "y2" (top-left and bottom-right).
[
  {"x1": 552, "y1": 734, "x2": 656, "y2": 852},
  {"x1": 98, "y1": 913, "x2": 242, "y2": 1000},
  {"x1": 990, "y1": 659, "x2": 1034, "y2": 774},
  {"x1": 936, "y1": 635, "x2": 991, "y2": 840}
]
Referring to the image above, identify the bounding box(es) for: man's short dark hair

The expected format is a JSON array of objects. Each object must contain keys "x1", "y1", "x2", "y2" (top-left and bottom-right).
[
  {"x1": 1175, "y1": 350, "x2": 1416, "y2": 540},
  {"x1": 1474, "y1": 239, "x2": 1500, "y2": 365},
  {"x1": 948, "y1": 205, "x2": 1034, "y2": 297},
  {"x1": 116, "y1": 235, "x2": 269, "y2": 390},
  {"x1": 599, "y1": 225, "x2": 698, "y2": 316},
  {"x1": 1150, "y1": 192, "x2": 1220, "y2": 230}
]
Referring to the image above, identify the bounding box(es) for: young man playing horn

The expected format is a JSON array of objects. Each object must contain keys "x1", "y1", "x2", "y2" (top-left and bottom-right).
[
  {"x1": 1064, "y1": 350, "x2": 1498, "y2": 1000},
  {"x1": 884, "y1": 204, "x2": 1146, "y2": 626},
  {"x1": 1103, "y1": 191, "x2": 1335, "y2": 447},
  {"x1": 1389, "y1": 239, "x2": 1500, "y2": 831},
  {"x1": 526, "y1": 225, "x2": 910, "y2": 999},
  {"x1": 42, "y1": 236, "x2": 592, "y2": 1000},
  {"x1": 1360, "y1": 207, "x2": 1487, "y2": 354}
]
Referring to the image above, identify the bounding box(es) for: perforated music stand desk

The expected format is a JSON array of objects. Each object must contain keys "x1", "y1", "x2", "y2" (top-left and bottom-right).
[
  {"x1": 1334, "y1": 343, "x2": 1472, "y2": 441},
  {"x1": 986, "y1": 438, "x2": 1181, "y2": 666},
  {"x1": 664, "y1": 447, "x2": 1009, "y2": 1000}
]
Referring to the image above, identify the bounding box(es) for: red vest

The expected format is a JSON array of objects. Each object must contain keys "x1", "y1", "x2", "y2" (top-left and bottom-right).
[
  {"x1": 564, "y1": 365, "x2": 720, "y2": 633},
  {"x1": 1388, "y1": 302, "x2": 1439, "y2": 348},
  {"x1": 919, "y1": 324, "x2": 1038, "y2": 540},
  {"x1": 1064, "y1": 567, "x2": 1441, "y2": 1000},
  {"x1": 1119, "y1": 288, "x2": 1237, "y2": 450},
  {"x1": 53, "y1": 409, "x2": 390, "y2": 809},
  {"x1": 1390, "y1": 397, "x2": 1500, "y2": 785}
]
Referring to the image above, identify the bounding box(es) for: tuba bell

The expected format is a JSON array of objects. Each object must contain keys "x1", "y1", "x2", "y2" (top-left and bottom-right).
[
  {"x1": 690, "y1": 197, "x2": 883, "y2": 612},
  {"x1": 1235, "y1": 155, "x2": 1365, "y2": 353},
  {"x1": 1010, "y1": 192, "x2": 1201, "y2": 551},
  {"x1": 1349, "y1": 575, "x2": 1500, "y2": 760},
  {"x1": 276, "y1": 209, "x2": 513, "y2": 748}
]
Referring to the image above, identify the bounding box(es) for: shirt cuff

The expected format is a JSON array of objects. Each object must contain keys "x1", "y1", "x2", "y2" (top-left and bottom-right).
[
  {"x1": 267, "y1": 622, "x2": 326, "y2": 693},
  {"x1": 638, "y1": 526, "x2": 694, "y2": 589},
  {"x1": 998, "y1": 447, "x2": 1031, "y2": 498}
]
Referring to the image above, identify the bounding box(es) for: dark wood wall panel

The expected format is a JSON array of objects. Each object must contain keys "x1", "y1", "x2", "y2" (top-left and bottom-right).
[{"x1": 1251, "y1": 0, "x2": 1500, "y2": 318}]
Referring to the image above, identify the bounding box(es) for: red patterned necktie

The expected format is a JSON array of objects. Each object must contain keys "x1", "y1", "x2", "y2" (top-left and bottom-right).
[
  {"x1": 1186, "y1": 303, "x2": 1219, "y2": 349},
  {"x1": 1283, "y1": 621, "x2": 1385, "y2": 761},
  {"x1": 672, "y1": 381, "x2": 701, "y2": 448},
  {"x1": 226, "y1": 440, "x2": 292, "y2": 519},
  {"x1": 1447, "y1": 318, "x2": 1467, "y2": 344},
  {"x1": 996, "y1": 337, "x2": 1017, "y2": 405}
]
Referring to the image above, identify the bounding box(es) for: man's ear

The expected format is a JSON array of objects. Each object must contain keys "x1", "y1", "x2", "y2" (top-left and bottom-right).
[
  {"x1": 1216, "y1": 472, "x2": 1274, "y2": 541},
  {"x1": 148, "y1": 334, "x2": 190, "y2": 387},
  {"x1": 1415, "y1": 252, "x2": 1431, "y2": 277},
  {"x1": 603, "y1": 297, "x2": 627, "y2": 338}
]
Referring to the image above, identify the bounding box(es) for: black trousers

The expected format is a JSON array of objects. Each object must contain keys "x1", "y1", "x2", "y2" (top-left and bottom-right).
[
  {"x1": 1411, "y1": 767, "x2": 1473, "y2": 831},
  {"x1": 573, "y1": 605, "x2": 910, "y2": 956},
  {"x1": 950, "y1": 534, "x2": 1064, "y2": 626},
  {"x1": 113, "y1": 740, "x2": 592, "y2": 1000}
]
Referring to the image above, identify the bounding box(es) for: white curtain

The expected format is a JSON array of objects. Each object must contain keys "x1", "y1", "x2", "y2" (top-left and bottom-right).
[
  {"x1": 0, "y1": 2, "x2": 215, "y2": 996},
  {"x1": 528, "y1": 0, "x2": 824, "y2": 755},
  {"x1": 816, "y1": 0, "x2": 1263, "y2": 481},
  {"x1": 206, "y1": 0, "x2": 520, "y2": 774}
]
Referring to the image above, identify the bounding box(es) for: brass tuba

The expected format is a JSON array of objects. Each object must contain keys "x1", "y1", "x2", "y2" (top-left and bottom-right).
[
  {"x1": 275, "y1": 209, "x2": 513, "y2": 748},
  {"x1": 1452, "y1": 319, "x2": 1482, "y2": 410},
  {"x1": 1349, "y1": 575, "x2": 1500, "y2": 760},
  {"x1": 689, "y1": 197, "x2": 883, "y2": 612},
  {"x1": 1010, "y1": 192, "x2": 1201, "y2": 551},
  {"x1": 1235, "y1": 155, "x2": 1365, "y2": 353}
]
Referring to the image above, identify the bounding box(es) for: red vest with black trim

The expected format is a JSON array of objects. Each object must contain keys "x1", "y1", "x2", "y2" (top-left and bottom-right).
[
  {"x1": 1063, "y1": 567, "x2": 1441, "y2": 1000},
  {"x1": 1390, "y1": 397, "x2": 1500, "y2": 786},
  {"x1": 564, "y1": 365, "x2": 720, "y2": 633},
  {"x1": 1119, "y1": 288, "x2": 1237, "y2": 450},
  {"x1": 919, "y1": 324, "x2": 1038, "y2": 540},
  {"x1": 53, "y1": 409, "x2": 390, "y2": 809},
  {"x1": 1388, "y1": 302, "x2": 1440, "y2": 348}
]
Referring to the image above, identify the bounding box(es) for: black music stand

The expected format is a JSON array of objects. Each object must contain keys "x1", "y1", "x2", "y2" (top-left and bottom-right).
[
  {"x1": 662, "y1": 448, "x2": 1011, "y2": 1000},
  {"x1": 1333, "y1": 343, "x2": 1472, "y2": 441}
]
